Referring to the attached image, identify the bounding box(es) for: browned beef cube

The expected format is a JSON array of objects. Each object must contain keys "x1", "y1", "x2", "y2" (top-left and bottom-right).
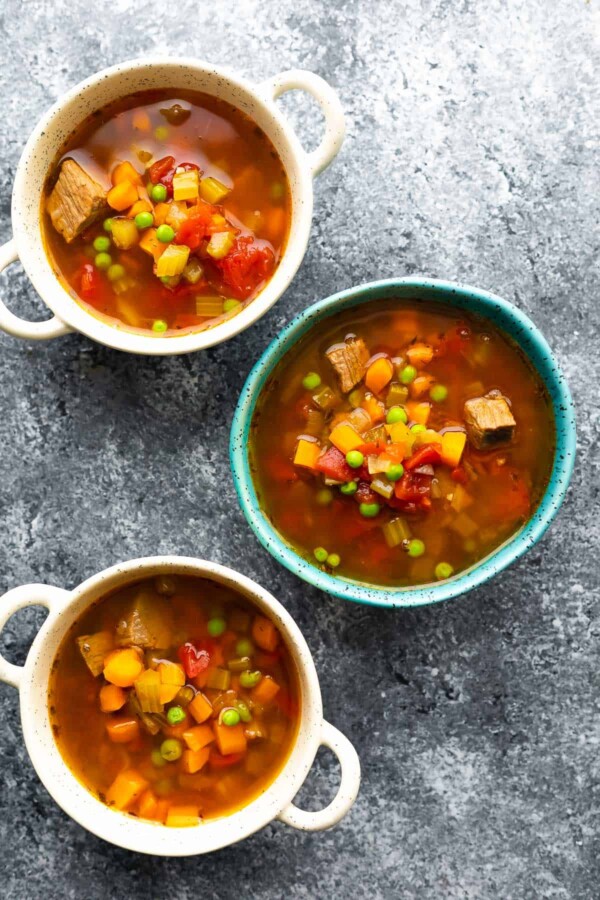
[
  {"x1": 45, "y1": 159, "x2": 108, "y2": 243},
  {"x1": 326, "y1": 335, "x2": 369, "y2": 393},
  {"x1": 115, "y1": 588, "x2": 174, "y2": 649},
  {"x1": 463, "y1": 393, "x2": 516, "y2": 449}
]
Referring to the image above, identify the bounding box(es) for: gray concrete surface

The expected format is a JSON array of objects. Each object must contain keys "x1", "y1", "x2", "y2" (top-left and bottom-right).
[{"x1": 0, "y1": 1, "x2": 598, "y2": 898}]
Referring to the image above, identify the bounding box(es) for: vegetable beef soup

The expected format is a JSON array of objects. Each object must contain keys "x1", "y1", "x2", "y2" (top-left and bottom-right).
[
  {"x1": 250, "y1": 300, "x2": 555, "y2": 587},
  {"x1": 42, "y1": 90, "x2": 291, "y2": 335},
  {"x1": 48, "y1": 575, "x2": 299, "y2": 827}
]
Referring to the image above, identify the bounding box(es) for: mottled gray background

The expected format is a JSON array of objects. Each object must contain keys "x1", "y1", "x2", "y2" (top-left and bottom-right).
[{"x1": 0, "y1": 0, "x2": 598, "y2": 898}]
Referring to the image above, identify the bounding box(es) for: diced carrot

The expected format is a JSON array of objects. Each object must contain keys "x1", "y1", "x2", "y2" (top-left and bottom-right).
[
  {"x1": 441, "y1": 431, "x2": 467, "y2": 468},
  {"x1": 251, "y1": 675, "x2": 281, "y2": 705},
  {"x1": 106, "y1": 715, "x2": 140, "y2": 744},
  {"x1": 162, "y1": 718, "x2": 190, "y2": 739},
  {"x1": 329, "y1": 423, "x2": 364, "y2": 455},
  {"x1": 158, "y1": 661, "x2": 185, "y2": 686},
  {"x1": 264, "y1": 206, "x2": 286, "y2": 242},
  {"x1": 406, "y1": 343, "x2": 434, "y2": 367},
  {"x1": 107, "y1": 180, "x2": 139, "y2": 211},
  {"x1": 365, "y1": 357, "x2": 394, "y2": 394},
  {"x1": 154, "y1": 799, "x2": 170, "y2": 823},
  {"x1": 99, "y1": 684, "x2": 127, "y2": 713},
  {"x1": 410, "y1": 374, "x2": 435, "y2": 398},
  {"x1": 363, "y1": 394, "x2": 386, "y2": 424},
  {"x1": 213, "y1": 722, "x2": 247, "y2": 757},
  {"x1": 166, "y1": 805, "x2": 200, "y2": 828},
  {"x1": 106, "y1": 768, "x2": 148, "y2": 811},
  {"x1": 209, "y1": 749, "x2": 244, "y2": 768},
  {"x1": 412, "y1": 428, "x2": 441, "y2": 449},
  {"x1": 159, "y1": 684, "x2": 180, "y2": 704},
  {"x1": 103, "y1": 648, "x2": 144, "y2": 688},
  {"x1": 128, "y1": 199, "x2": 153, "y2": 218},
  {"x1": 152, "y1": 202, "x2": 170, "y2": 226},
  {"x1": 252, "y1": 615, "x2": 280, "y2": 652},
  {"x1": 183, "y1": 724, "x2": 215, "y2": 752},
  {"x1": 137, "y1": 788, "x2": 158, "y2": 820},
  {"x1": 132, "y1": 109, "x2": 151, "y2": 131},
  {"x1": 181, "y1": 747, "x2": 210, "y2": 774},
  {"x1": 188, "y1": 692, "x2": 213, "y2": 724},
  {"x1": 293, "y1": 438, "x2": 321, "y2": 470},
  {"x1": 139, "y1": 227, "x2": 166, "y2": 262},
  {"x1": 406, "y1": 401, "x2": 431, "y2": 426},
  {"x1": 112, "y1": 161, "x2": 142, "y2": 186},
  {"x1": 385, "y1": 421, "x2": 411, "y2": 443}
]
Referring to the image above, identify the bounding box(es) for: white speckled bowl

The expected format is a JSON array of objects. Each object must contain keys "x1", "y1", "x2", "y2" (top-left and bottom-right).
[
  {"x1": 0, "y1": 557, "x2": 360, "y2": 855},
  {"x1": 0, "y1": 58, "x2": 345, "y2": 354}
]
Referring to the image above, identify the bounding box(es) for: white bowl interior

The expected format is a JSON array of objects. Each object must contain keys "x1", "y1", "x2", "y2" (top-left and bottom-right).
[
  {"x1": 11, "y1": 59, "x2": 313, "y2": 354},
  {"x1": 19, "y1": 558, "x2": 322, "y2": 855}
]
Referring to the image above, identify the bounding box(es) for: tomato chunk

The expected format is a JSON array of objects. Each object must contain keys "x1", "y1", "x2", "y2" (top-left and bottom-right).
[
  {"x1": 177, "y1": 642, "x2": 210, "y2": 679},
  {"x1": 216, "y1": 236, "x2": 275, "y2": 300},
  {"x1": 315, "y1": 446, "x2": 353, "y2": 482},
  {"x1": 148, "y1": 155, "x2": 175, "y2": 184},
  {"x1": 79, "y1": 263, "x2": 102, "y2": 299},
  {"x1": 404, "y1": 443, "x2": 443, "y2": 471}
]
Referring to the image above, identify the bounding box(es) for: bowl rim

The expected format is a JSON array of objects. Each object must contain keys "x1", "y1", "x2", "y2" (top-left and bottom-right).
[
  {"x1": 230, "y1": 276, "x2": 577, "y2": 608},
  {"x1": 10, "y1": 56, "x2": 315, "y2": 355}
]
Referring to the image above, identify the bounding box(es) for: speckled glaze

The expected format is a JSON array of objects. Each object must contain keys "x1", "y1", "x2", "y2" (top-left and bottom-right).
[
  {"x1": 0, "y1": 58, "x2": 345, "y2": 354},
  {"x1": 230, "y1": 278, "x2": 576, "y2": 608},
  {"x1": 0, "y1": 557, "x2": 360, "y2": 855}
]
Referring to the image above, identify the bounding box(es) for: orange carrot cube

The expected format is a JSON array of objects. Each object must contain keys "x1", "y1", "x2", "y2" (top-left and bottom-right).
[
  {"x1": 181, "y1": 747, "x2": 210, "y2": 774},
  {"x1": 188, "y1": 692, "x2": 213, "y2": 724},
  {"x1": 365, "y1": 357, "x2": 393, "y2": 394},
  {"x1": 105, "y1": 715, "x2": 140, "y2": 744},
  {"x1": 183, "y1": 724, "x2": 215, "y2": 752},
  {"x1": 213, "y1": 722, "x2": 247, "y2": 757},
  {"x1": 99, "y1": 684, "x2": 127, "y2": 713},
  {"x1": 107, "y1": 180, "x2": 139, "y2": 211},
  {"x1": 252, "y1": 615, "x2": 280, "y2": 652},
  {"x1": 251, "y1": 675, "x2": 280, "y2": 706},
  {"x1": 293, "y1": 439, "x2": 321, "y2": 470},
  {"x1": 328, "y1": 423, "x2": 364, "y2": 455},
  {"x1": 106, "y1": 768, "x2": 148, "y2": 811}
]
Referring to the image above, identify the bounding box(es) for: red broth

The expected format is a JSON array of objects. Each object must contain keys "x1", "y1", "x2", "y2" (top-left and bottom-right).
[
  {"x1": 249, "y1": 300, "x2": 555, "y2": 587},
  {"x1": 42, "y1": 90, "x2": 290, "y2": 335},
  {"x1": 48, "y1": 575, "x2": 299, "y2": 826}
]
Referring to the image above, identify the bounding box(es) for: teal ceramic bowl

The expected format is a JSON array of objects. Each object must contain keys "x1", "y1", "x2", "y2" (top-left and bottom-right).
[{"x1": 230, "y1": 278, "x2": 576, "y2": 608}]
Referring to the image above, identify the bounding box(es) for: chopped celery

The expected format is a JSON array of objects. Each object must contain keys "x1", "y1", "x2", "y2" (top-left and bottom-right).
[
  {"x1": 387, "y1": 382, "x2": 409, "y2": 407},
  {"x1": 312, "y1": 386, "x2": 339, "y2": 411},
  {"x1": 182, "y1": 258, "x2": 204, "y2": 285},
  {"x1": 135, "y1": 669, "x2": 163, "y2": 713},
  {"x1": 76, "y1": 631, "x2": 113, "y2": 677},
  {"x1": 304, "y1": 408, "x2": 324, "y2": 436},
  {"x1": 199, "y1": 176, "x2": 231, "y2": 204},
  {"x1": 348, "y1": 387, "x2": 365, "y2": 408},
  {"x1": 175, "y1": 685, "x2": 195, "y2": 707},
  {"x1": 172, "y1": 168, "x2": 199, "y2": 201},
  {"x1": 156, "y1": 244, "x2": 190, "y2": 278},
  {"x1": 196, "y1": 296, "x2": 225, "y2": 318},
  {"x1": 368, "y1": 455, "x2": 391, "y2": 475},
  {"x1": 382, "y1": 517, "x2": 412, "y2": 548},
  {"x1": 364, "y1": 424, "x2": 387, "y2": 443},
  {"x1": 111, "y1": 217, "x2": 139, "y2": 250},
  {"x1": 207, "y1": 231, "x2": 235, "y2": 260},
  {"x1": 206, "y1": 667, "x2": 231, "y2": 691},
  {"x1": 371, "y1": 477, "x2": 394, "y2": 500},
  {"x1": 347, "y1": 408, "x2": 371, "y2": 433}
]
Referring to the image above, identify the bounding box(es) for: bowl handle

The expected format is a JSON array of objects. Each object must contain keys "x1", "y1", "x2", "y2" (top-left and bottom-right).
[
  {"x1": 0, "y1": 239, "x2": 72, "y2": 340},
  {"x1": 277, "y1": 720, "x2": 361, "y2": 831},
  {"x1": 259, "y1": 70, "x2": 345, "y2": 178},
  {"x1": 0, "y1": 584, "x2": 70, "y2": 689}
]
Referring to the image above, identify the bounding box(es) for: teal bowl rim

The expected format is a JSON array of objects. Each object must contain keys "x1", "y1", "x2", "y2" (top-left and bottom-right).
[{"x1": 230, "y1": 277, "x2": 576, "y2": 608}]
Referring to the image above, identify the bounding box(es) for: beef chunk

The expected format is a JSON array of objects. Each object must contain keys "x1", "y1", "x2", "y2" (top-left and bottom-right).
[
  {"x1": 326, "y1": 335, "x2": 369, "y2": 393},
  {"x1": 46, "y1": 159, "x2": 108, "y2": 243},
  {"x1": 116, "y1": 588, "x2": 173, "y2": 649},
  {"x1": 463, "y1": 392, "x2": 516, "y2": 449},
  {"x1": 76, "y1": 630, "x2": 113, "y2": 677}
]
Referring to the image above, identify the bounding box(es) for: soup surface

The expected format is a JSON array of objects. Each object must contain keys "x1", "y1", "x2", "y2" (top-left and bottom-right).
[
  {"x1": 42, "y1": 90, "x2": 291, "y2": 335},
  {"x1": 49, "y1": 575, "x2": 299, "y2": 827},
  {"x1": 250, "y1": 299, "x2": 555, "y2": 587}
]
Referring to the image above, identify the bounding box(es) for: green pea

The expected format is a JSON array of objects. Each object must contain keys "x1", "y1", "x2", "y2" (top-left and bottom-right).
[
  {"x1": 359, "y1": 502, "x2": 380, "y2": 518},
  {"x1": 346, "y1": 450, "x2": 364, "y2": 469},
  {"x1": 316, "y1": 488, "x2": 333, "y2": 506},
  {"x1": 152, "y1": 319, "x2": 168, "y2": 333},
  {"x1": 235, "y1": 700, "x2": 252, "y2": 723},
  {"x1": 207, "y1": 617, "x2": 226, "y2": 637},
  {"x1": 386, "y1": 406, "x2": 408, "y2": 425},
  {"x1": 407, "y1": 538, "x2": 425, "y2": 558},
  {"x1": 94, "y1": 252, "x2": 112, "y2": 270},
  {"x1": 435, "y1": 561, "x2": 454, "y2": 580},
  {"x1": 386, "y1": 463, "x2": 405, "y2": 481},
  {"x1": 221, "y1": 708, "x2": 241, "y2": 727},
  {"x1": 93, "y1": 235, "x2": 111, "y2": 252},
  {"x1": 107, "y1": 263, "x2": 125, "y2": 282},
  {"x1": 327, "y1": 553, "x2": 341, "y2": 568},
  {"x1": 150, "y1": 183, "x2": 168, "y2": 203},
  {"x1": 239, "y1": 670, "x2": 262, "y2": 689},
  {"x1": 154, "y1": 125, "x2": 169, "y2": 141},
  {"x1": 302, "y1": 372, "x2": 321, "y2": 391},
  {"x1": 103, "y1": 218, "x2": 114, "y2": 233},
  {"x1": 135, "y1": 211, "x2": 154, "y2": 230},
  {"x1": 314, "y1": 546, "x2": 328, "y2": 563},
  {"x1": 160, "y1": 738, "x2": 182, "y2": 762},
  {"x1": 151, "y1": 748, "x2": 167, "y2": 768},
  {"x1": 223, "y1": 299, "x2": 241, "y2": 313},
  {"x1": 235, "y1": 638, "x2": 254, "y2": 657},
  {"x1": 430, "y1": 384, "x2": 448, "y2": 403},
  {"x1": 410, "y1": 424, "x2": 427, "y2": 434},
  {"x1": 166, "y1": 705, "x2": 185, "y2": 726},
  {"x1": 156, "y1": 224, "x2": 175, "y2": 243},
  {"x1": 400, "y1": 365, "x2": 417, "y2": 384},
  {"x1": 340, "y1": 481, "x2": 358, "y2": 495}
]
